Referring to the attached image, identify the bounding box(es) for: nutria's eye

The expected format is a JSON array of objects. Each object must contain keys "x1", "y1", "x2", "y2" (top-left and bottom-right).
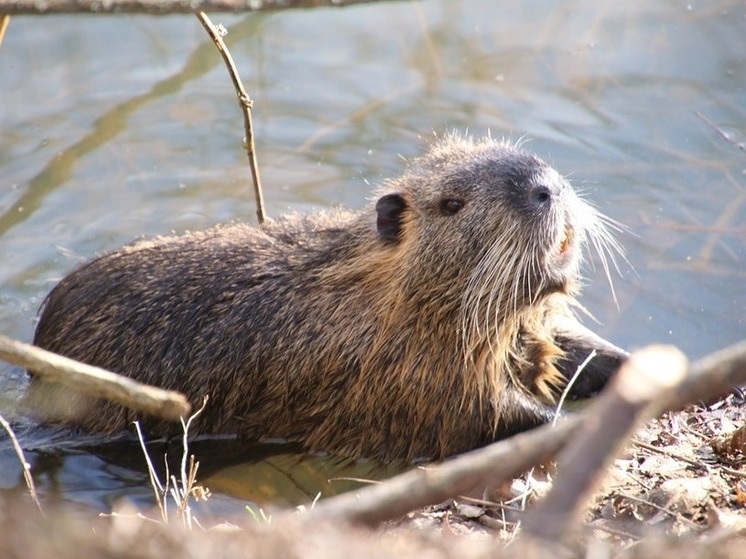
[{"x1": 440, "y1": 199, "x2": 464, "y2": 216}]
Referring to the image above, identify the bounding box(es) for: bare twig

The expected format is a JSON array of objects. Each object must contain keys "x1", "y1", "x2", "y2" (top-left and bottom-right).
[
  {"x1": 0, "y1": 15, "x2": 10, "y2": 48},
  {"x1": 634, "y1": 438, "x2": 746, "y2": 480},
  {"x1": 633, "y1": 439, "x2": 703, "y2": 469},
  {"x1": 0, "y1": 0, "x2": 392, "y2": 15},
  {"x1": 306, "y1": 416, "x2": 583, "y2": 527},
  {"x1": 658, "y1": 340, "x2": 746, "y2": 415},
  {"x1": 134, "y1": 396, "x2": 210, "y2": 527},
  {"x1": 135, "y1": 421, "x2": 168, "y2": 523},
  {"x1": 0, "y1": 334, "x2": 190, "y2": 421},
  {"x1": 696, "y1": 112, "x2": 746, "y2": 153},
  {"x1": 718, "y1": 465, "x2": 746, "y2": 480},
  {"x1": 196, "y1": 11, "x2": 265, "y2": 224},
  {"x1": 615, "y1": 492, "x2": 699, "y2": 527},
  {"x1": 0, "y1": 413, "x2": 44, "y2": 516}
]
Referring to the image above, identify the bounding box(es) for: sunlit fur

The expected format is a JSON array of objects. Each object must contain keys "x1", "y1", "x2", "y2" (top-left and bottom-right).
[
  {"x1": 28, "y1": 134, "x2": 625, "y2": 463},
  {"x1": 459, "y1": 160, "x2": 624, "y2": 412}
]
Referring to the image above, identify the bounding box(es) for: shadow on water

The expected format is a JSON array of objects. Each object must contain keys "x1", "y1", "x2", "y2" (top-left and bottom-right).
[{"x1": 1, "y1": 420, "x2": 407, "y2": 513}]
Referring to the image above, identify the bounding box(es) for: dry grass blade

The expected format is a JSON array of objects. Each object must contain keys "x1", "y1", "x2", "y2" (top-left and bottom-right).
[
  {"x1": 135, "y1": 420, "x2": 168, "y2": 523},
  {"x1": 134, "y1": 397, "x2": 210, "y2": 528},
  {"x1": 174, "y1": 396, "x2": 210, "y2": 529},
  {"x1": 552, "y1": 349, "x2": 597, "y2": 426},
  {"x1": 0, "y1": 413, "x2": 44, "y2": 516}
]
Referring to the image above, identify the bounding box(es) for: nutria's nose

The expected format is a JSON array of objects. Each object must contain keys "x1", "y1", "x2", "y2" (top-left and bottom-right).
[{"x1": 529, "y1": 183, "x2": 559, "y2": 208}]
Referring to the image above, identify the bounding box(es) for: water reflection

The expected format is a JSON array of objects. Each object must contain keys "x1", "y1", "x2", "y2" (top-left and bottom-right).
[
  {"x1": 0, "y1": 0, "x2": 744, "y2": 513},
  {"x1": 2, "y1": 428, "x2": 405, "y2": 511}
]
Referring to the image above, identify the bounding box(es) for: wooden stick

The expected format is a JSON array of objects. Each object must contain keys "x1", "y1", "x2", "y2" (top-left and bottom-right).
[
  {"x1": 0, "y1": 413, "x2": 44, "y2": 516},
  {"x1": 659, "y1": 340, "x2": 746, "y2": 414},
  {"x1": 0, "y1": 0, "x2": 391, "y2": 15},
  {"x1": 308, "y1": 416, "x2": 583, "y2": 527},
  {"x1": 0, "y1": 335, "x2": 190, "y2": 421},
  {"x1": 196, "y1": 12, "x2": 266, "y2": 225},
  {"x1": 0, "y1": 15, "x2": 10, "y2": 48}
]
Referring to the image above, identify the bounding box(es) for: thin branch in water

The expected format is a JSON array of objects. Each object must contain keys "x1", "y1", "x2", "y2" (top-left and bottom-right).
[
  {"x1": 0, "y1": 413, "x2": 44, "y2": 516},
  {"x1": 134, "y1": 420, "x2": 168, "y2": 523},
  {"x1": 196, "y1": 12, "x2": 266, "y2": 225},
  {"x1": 552, "y1": 349, "x2": 597, "y2": 426},
  {"x1": 696, "y1": 112, "x2": 746, "y2": 153}
]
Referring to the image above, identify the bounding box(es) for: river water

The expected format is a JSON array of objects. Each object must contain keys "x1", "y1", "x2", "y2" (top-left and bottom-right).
[{"x1": 0, "y1": 0, "x2": 744, "y2": 515}]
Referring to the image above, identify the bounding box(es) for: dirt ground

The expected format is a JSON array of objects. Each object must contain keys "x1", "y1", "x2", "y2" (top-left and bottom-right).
[{"x1": 393, "y1": 392, "x2": 746, "y2": 554}]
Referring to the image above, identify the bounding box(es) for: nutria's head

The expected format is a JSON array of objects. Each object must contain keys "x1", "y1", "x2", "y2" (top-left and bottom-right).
[
  {"x1": 372, "y1": 134, "x2": 621, "y2": 401},
  {"x1": 374, "y1": 135, "x2": 616, "y2": 295}
]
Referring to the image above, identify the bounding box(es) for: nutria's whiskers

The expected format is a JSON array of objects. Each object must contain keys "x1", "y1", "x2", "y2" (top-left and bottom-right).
[{"x1": 582, "y1": 204, "x2": 629, "y2": 308}]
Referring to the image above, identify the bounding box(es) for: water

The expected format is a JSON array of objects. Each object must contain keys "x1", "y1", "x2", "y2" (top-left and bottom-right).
[{"x1": 1, "y1": 0, "x2": 744, "y2": 514}]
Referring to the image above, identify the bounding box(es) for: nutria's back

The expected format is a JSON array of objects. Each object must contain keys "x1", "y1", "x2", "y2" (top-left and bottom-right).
[{"x1": 27, "y1": 134, "x2": 627, "y2": 462}]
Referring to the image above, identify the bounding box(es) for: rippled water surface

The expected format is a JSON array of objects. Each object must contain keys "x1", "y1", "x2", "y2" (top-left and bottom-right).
[{"x1": 1, "y1": 0, "x2": 744, "y2": 513}]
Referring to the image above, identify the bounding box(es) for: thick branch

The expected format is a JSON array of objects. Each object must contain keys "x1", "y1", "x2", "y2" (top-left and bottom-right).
[
  {"x1": 0, "y1": 335, "x2": 190, "y2": 422},
  {"x1": 308, "y1": 417, "x2": 582, "y2": 527},
  {"x1": 0, "y1": 0, "x2": 391, "y2": 15},
  {"x1": 660, "y1": 340, "x2": 746, "y2": 413}
]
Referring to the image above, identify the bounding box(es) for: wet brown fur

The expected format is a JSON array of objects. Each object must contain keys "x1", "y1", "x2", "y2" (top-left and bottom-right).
[{"x1": 27, "y1": 134, "x2": 627, "y2": 462}]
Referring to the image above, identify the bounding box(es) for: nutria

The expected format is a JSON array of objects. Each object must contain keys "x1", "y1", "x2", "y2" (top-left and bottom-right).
[{"x1": 26, "y1": 134, "x2": 627, "y2": 462}]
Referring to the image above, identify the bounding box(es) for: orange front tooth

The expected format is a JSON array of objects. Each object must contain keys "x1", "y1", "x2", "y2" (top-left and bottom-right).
[{"x1": 560, "y1": 225, "x2": 573, "y2": 254}]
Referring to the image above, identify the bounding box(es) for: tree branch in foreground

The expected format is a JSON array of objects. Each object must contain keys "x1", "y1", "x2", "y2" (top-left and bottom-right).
[
  {"x1": 0, "y1": 0, "x2": 391, "y2": 15},
  {"x1": 309, "y1": 416, "x2": 582, "y2": 527},
  {"x1": 0, "y1": 335, "x2": 190, "y2": 422},
  {"x1": 0, "y1": 15, "x2": 10, "y2": 46}
]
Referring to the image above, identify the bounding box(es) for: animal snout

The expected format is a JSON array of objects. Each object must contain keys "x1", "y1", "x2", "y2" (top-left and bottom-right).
[{"x1": 528, "y1": 181, "x2": 563, "y2": 210}]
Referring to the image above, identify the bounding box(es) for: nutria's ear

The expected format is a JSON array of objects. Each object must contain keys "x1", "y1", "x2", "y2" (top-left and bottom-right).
[
  {"x1": 552, "y1": 318, "x2": 629, "y2": 400},
  {"x1": 376, "y1": 193, "x2": 407, "y2": 242}
]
